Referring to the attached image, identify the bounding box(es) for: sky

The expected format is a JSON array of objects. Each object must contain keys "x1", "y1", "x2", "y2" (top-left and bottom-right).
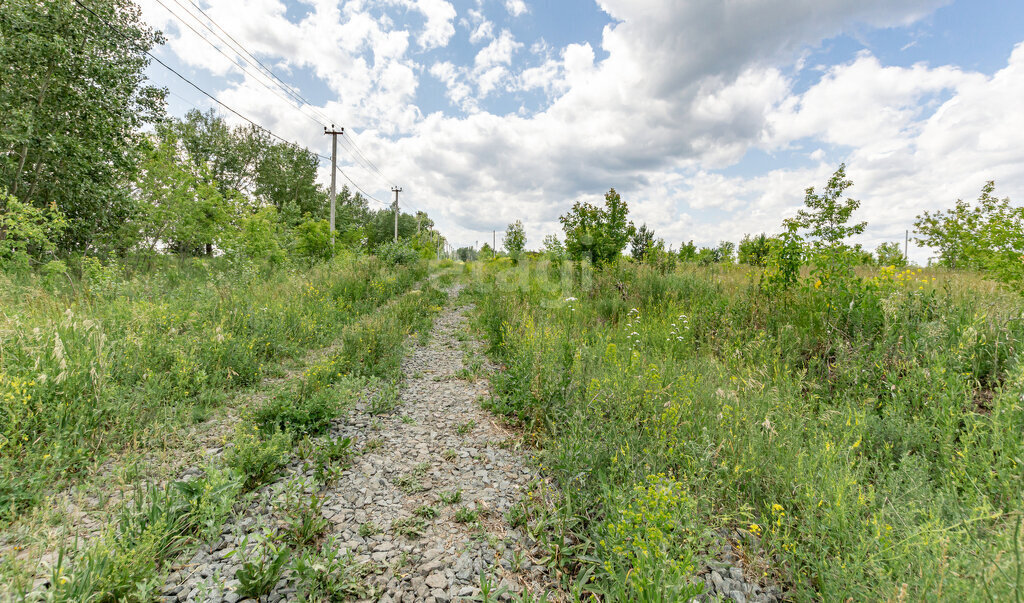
[{"x1": 135, "y1": 0, "x2": 1024, "y2": 262}]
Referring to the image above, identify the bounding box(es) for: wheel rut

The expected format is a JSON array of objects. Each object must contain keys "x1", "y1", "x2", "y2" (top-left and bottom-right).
[{"x1": 162, "y1": 285, "x2": 555, "y2": 602}]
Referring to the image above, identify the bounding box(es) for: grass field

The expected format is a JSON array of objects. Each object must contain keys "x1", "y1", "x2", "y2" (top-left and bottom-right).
[{"x1": 467, "y1": 258, "x2": 1024, "y2": 600}]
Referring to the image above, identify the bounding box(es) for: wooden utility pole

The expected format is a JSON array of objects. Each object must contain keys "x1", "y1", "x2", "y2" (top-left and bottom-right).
[
  {"x1": 391, "y1": 186, "x2": 402, "y2": 243},
  {"x1": 324, "y1": 125, "x2": 344, "y2": 247},
  {"x1": 905, "y1": 229, "x2": 909, "y2": 261}
]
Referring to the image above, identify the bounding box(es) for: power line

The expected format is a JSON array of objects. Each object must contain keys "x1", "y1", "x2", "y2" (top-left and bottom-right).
[
  {"x1": 72, "y1": 0, "x2": 392, "y2": 210},
  {"x1": 151, "y1": 0, "x2": 326, "y2": 129},
  {"x1": 163, "y1": 0, "x2": 398, "y2": 190}
]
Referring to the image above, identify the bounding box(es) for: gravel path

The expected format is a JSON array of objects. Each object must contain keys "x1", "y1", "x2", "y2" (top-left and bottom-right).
[{"x1": 162, "y1": 286, "x2": 554, "y2": 602}]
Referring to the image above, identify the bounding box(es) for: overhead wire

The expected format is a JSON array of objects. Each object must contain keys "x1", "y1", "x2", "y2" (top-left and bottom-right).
[
  {"x1": 165, "y1": 0, "x2": 400, "y2": 191},
  {"x1": 71, "y1": 0, "x2": 394, "y2": 210}
]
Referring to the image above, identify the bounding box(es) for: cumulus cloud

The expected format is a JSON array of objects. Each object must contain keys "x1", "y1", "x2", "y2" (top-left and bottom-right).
[{"x1": 140, "y1": 0, "x2": 1024, "y2": 261}]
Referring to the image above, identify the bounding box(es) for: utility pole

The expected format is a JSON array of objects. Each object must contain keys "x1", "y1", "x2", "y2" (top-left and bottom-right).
[
  {"x1": 324, "y1": 125, "x2": 344, "y2": 247},
  {"x1": 391, "y1": 186, "x2": 402, "y2": 243},
  {"x1": 905, "y1": 229, "x2": 909, "y2": 261},
  {"x1": 493, "y1": 230, "x2": 496, "y2": 251}
]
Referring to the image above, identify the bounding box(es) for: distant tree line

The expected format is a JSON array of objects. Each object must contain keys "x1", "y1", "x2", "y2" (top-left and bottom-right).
[{"x1": 481, "y1": 169, "x2": 1021, "y2": 289}]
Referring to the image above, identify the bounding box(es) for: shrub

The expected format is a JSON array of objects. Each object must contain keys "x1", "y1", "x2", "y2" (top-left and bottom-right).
[
  {"x1": 224, "y1": 424, "x2": 291, "y2": 491},
  {"x1": 253, "y1": 385, "x2": 344, "y2": 436}
]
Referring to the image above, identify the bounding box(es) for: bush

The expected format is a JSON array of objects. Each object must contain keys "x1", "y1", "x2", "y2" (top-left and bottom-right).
[
  {"x1": 374, "y1": 241, "x2": 420, "y2": 266},
  {"x1": 253, "y1": 385, "x2": 345, "y2": 436},
  {"x1": 224, "y1": 424, "x2": 291, "y2": 491}
]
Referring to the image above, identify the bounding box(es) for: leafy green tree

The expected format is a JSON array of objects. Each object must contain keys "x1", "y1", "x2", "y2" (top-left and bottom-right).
[
  {"x1": 915, "y1": 182, "x2": 1023, "y2": 285},
  {"x1": 0, "y1": 0, "x2": 166, "y2": 252},
  {"x1": 365, "y1": 208, "x2": 419, "y2": 249},
  {"x1": 738, "y1": 234, "x2": 774, "y2": 266},
  {"x1": 456, "y1": 247, "x2": 478, "y2": 262},
  {"x1": 875, "y1": 242, "x2": 906, "y2": 267},
  {"x1": 479, "y1": 243, "x2": 495, "y2": 259},
  {"x1": 630, "y1": 224, "x2": 655, "y2": 263},
  {"x1": 559, "y1": 188, "x2": 635, "y2": 265},
  {"x1": 541, "y1": 234, "x2": 564, "y2": 258},
  {"x1": 132, "y1": 129, "x2": 230, "y2": 259},
  {"x1": 761, "y1": 222, "x2": 805, "y2": 294},
  {"x1": 255, "y1": 142, "x2": 325, "y2": 223},
  {"x1": 0, "y1": 189, "x2": 68, "y2": 270},
  {"x1": 678, "y1": 240, "x2": 697, "y2": 263},
  {"x1": 503, "y1": 220, "x2": 526, "y2": 264},
  {"x1": 792, "y1": 164, "x2": 866, "y2": 286}
]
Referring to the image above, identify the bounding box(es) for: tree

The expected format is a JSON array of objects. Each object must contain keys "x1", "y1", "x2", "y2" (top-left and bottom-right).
[
  {"x1": 915, "y1": 182, "x2": 1023, "y2": 285},
  {"x1": 738, "y1": 234, "x2": 774, "y2": 266},
  {"x1": 503, "y1": 220, "x2": 526, "y2": 264},
  {"x1": 131, "y1": 128, "x2": 230, "y2": 259},
  {"x1": 456, "y1": 247, "x2": 478, "y2": 262},
  {"x1": 875, "y1": 242, "x2": 907, "y2": 268},
  {"x1": 678, "y1": 240, "x2": 697, "y2": 263},
  {"x1": 479, "y1": 243, "x2": 495, "y2": 259},
  {"x1": 559, "y1": 188, "x2": 635, "y2": 265},
  {"x1": 0, "y1": 0, "x2": 166, "y2": 253},
  {"x1": 255, "y1": 141, "x2": 325, "y2": 223},
  {"x1": 542, "y1": 234, "x2": 565, "y2": 259},
  {"x1": 630, "y1": 224, "x2": 655, "y2": 263},
  {"x1": 792, "y1": 164, "x2": 866, "y2": 285}
]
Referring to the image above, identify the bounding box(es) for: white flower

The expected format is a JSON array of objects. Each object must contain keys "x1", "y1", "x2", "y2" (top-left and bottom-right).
[{"x1": 564, "y1": 297, "x2": 577, "y2": 302}]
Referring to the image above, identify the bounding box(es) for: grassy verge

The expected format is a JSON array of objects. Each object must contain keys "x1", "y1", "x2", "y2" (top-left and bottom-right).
[
  {"x1": 0, "y1": 254, "x2": 427, "y2": 519},
  {"x1": 10, "y1": 278, "x2": 449, "y2": 600},
  {"x1": 467, "y1": 258, "x2": 1024, "y2": 600}
]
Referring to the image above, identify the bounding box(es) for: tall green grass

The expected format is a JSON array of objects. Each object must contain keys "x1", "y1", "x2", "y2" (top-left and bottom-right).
[
  {"x1": 469, "y1": 259, "x2": 1024, "y2": 600},
  {"x1": 0, "y1": 254, "x2": 426, "y2": 519}
]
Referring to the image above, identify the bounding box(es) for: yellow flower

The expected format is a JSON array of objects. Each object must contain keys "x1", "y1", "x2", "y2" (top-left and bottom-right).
[
  {"x1": 749, "y1": 523, "x2": 762, "y2": 535},
  {"x1": 814, "y1": 279, "x2": 822, "y2": 289}
]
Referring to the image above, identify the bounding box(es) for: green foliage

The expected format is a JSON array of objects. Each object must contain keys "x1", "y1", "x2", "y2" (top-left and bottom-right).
[
  {"x1": 223, "y1": 424, "x2": 292, "y2": 491},
  {"x1": 223, "y1": 206, "x2": 289, "y2": 267},
  {"x1": 696, "y1": 241, "x2": 734, "y2": 266},
  {"x1": 738, "y1": 233, "x2": 774, "y2": 267},
  {"x1": 915, "y1": 181, "x2": 1024, "y2": 286},
  {"x1": 292, "y1": 537, "x2": 373, "y2": 601},
  {"x1": 875, "y1": 241, "x2": 907, "y2": 267},
  {"x1": 233, "y1": 537, "x2": 291, "y2": 598},
  {"x1": 677, "y1": 240, "x2": 697, "y2": 263},
  {"x1": 0, "y1": 0, "x2": 165, "y2": 253},
  {"x1": 792, "y1": 164, "x2": 866, "y2": 288},
  {"x1": 375, "y1": 241, "x2": 421, "y2": 266},
  {"x1": 176, "y1": 465, "x2": 243, "y2": 540},
  {"x1": 470, "y1": 259, "x2": 1024, "y2": 600},
  {"x1": 760, "y1": 221, "x2": 805, "y2": 294},
  {"x1": 503, "y1": 220, "x2": 527, "y2": 264},
  {"x1": 253, "y1": 384, "x2": 345, "y2": 436},
  {"x1": 0, "y1": 190, "x2": 67, "y2": 270},
  {"x1": 456, "y1": 246, "x2": 478, "y2": 261},
  {"x1": 479, "y1": 243, "x2": 495, "y2": 260},
  {"x1": 560, "y1": 188, "x2": 635, "y2": 265},
  {"x1": 275, "y1": 481, "x2": 329, "y2": 547},
  {"x1": 292, "y1": 216, "x2": 334, "y2": 261},
  {"x1": 541, "y1": 234, "x2": 565, "y2": 261},
  {"x1": 629, "y1": 224, "x2": 655, "y2": 263}
]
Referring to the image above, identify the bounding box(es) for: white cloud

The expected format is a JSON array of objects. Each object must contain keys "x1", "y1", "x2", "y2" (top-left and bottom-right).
[
  {"x1": 141, "y1": 0, "x2": 1024, "y2": 261},
  {"x1": 505, "y1": 0, "x2": 528, "y2": 17}
]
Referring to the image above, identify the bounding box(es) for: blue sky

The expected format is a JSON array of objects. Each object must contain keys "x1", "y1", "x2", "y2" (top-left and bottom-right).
[{"x1": 139, "y1": 0, "x2": 1024, "y2": 261}]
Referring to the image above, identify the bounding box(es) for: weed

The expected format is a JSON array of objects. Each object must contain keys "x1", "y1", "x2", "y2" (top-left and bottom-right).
[
  {"x1": 230, "y1": 536, "x2": 290, "y2": 598},
  {"x1": 392, "y1": 517, "x2": 426, "y2": 539},
  {"x1": 456, "y1": 420, "x2": 476, "y2": 436},
  {"x1": 223, "y1": 424, "x2": 291, "y2": 491},
  {"x1": 438, "y1": 490, "x2": 462, "y2": 505},
  {"x1": 358, "y1": 522, "x2": 381, "y2": 538},
  {"x1": 454, "y1": 507, "x2": 478, "y2": 523},
  {"x1": 413, "y1": 505, "x2": 439, "y2": 519},
  {"x1": 293, "y1": 537, "x2": 374, "y2": 600}
]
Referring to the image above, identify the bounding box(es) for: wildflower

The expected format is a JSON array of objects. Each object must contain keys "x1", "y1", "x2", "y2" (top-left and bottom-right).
[{"x1": 749, "y1": 523, "x2": 762, "y2": 535}]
